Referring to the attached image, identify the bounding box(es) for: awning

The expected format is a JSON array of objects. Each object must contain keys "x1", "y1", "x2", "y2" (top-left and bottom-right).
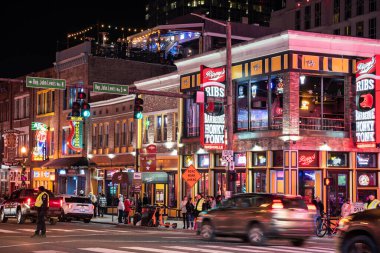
[
  {"x1": 124, "y1": 172, "x2": 168, "y2": 184},
  {"x1": 43, "y1": 157, "x2": 96, "y2": 168}
]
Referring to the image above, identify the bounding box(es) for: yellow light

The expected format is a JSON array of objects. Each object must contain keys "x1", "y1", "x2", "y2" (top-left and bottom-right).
[{"x1": 301, "y1": 100, "x2": 309, "y2": 110}]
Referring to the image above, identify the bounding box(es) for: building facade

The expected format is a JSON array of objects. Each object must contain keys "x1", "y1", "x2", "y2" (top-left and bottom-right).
[{"x1": 271, "y1": 0, "x2": 380, "y2": 39}]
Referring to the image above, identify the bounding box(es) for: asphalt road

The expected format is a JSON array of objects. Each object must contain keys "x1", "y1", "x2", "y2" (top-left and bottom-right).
[{"x1": 0, "y1": 220, "x2": 337, "y2": 253}]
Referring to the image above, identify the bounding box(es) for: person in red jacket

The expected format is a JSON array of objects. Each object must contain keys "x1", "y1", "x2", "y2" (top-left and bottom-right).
[{"x1": 124, "y1": 197, "x2": 132, "y2": 224}]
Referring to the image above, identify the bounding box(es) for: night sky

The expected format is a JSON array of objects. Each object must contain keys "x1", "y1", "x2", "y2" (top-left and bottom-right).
[{"x1": 0, "y1": 1, "x2": 146, "y2": 78}]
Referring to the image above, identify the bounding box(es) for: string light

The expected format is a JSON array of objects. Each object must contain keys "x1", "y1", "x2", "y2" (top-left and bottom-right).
[{"x1": 67, "y1": 24, "x2": 146, "y2": 39}]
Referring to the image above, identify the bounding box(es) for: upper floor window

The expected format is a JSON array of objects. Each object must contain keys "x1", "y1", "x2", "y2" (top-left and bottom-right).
[
  {"x1": 356, "y1": 21, "x2": 364, "y2": 37},
  {"x1": 356, "y1": 0, "x2": 364, "y2": 15},
  {"x1": 333, "y1": 28, "x2": 341, "y2": 35},
  {"x1": 37, "y1": 90, "x2": 55, "y2": 115},
  {"x1": 99, "y1": 125, "x2": 103, "y2": 148},
  {"x1": 344, "y1": 0, "x2": 352, "y2": 20},
  {"x1": 369, "y1": 0, "x2": 377, "y2": 12},
  {"x1": 105, "y1": 124, "x2": 109, "y2": 147},
  {"x1": 14, "y1": 96, "x2": 30, "y2": 120},
  {"x1": 369, "y1": 18, "x2": 377, "y2": 39},
  {"x1": 295, "y1": 10, "x2": 301, "y2": 30},
  {"x1": 333, "y1": 0, "x2": 340, "y2": 24},
  {"x1": 122, "y1": 121, "x2": 127, "y2": 146},
  {"x1": 92, "y1": 125, "x2": 97, "y2": 149},
  {"x1": 115, "y1": 122, "x2": 120, "y2": 147},
  {"x1": 315, "y1": 2, "x2": 321, "y2": 27},
  {"x1": 184, "y1": 98, "x2": 200, "y2": 137},
  {"x1": 304, "y1": 5, "x2": 311, "y2": 29},
  {"x1": 344, "y1": 25, "x2": 351, "y2": 35},
  {"x1": 49, "y1": 130, "x2": 54, "y2": 157},
  {"x1": 63, "y1": 87, "x2": 82, "y2": 110},
  {"x1": 143, "y1": 117, "x2": 150, "y2": 144},
  {"x1": 129, "y1": 121, "x2": 134, "y2": 146}
]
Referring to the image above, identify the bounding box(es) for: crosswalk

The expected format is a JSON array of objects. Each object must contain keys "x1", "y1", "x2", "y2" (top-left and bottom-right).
[
  {"x1": 30, "y1": 245, "x2": 334, "y2": 253},
  {"x1": 0, "y1": 228, "x2": 136, "y2": 234}
]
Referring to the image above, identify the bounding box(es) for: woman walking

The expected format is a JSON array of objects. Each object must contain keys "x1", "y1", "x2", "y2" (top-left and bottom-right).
[{"x1": 180, "y1": 196, "x2": 188, "y2": 229}]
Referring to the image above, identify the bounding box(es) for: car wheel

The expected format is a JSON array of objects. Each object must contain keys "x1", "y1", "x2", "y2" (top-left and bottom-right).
[
  {"x1": 49, "y1": 218, "x2": 57, "y2": 225},
  {"x1": 248, "y1": 224, "x2": 266, "y2": 246},
  {"x1": 84, "y1": 219, "x2": 91, "y2": 223},
  {"x1": 200, "y1": 222, "x2": 215, "y2": 241},
  {"x1": 342, "y1": 235, "x2": 377, "y2": 253},
  {"x1": 291, "y1": 239, "x2": 305, "y2": 247},
  {"x1": 58, "y1": 211, "x2": 66, "y2": 222},
  {"x1": 16, "y1": 209, "x2": 25, "y2": 224},
  {"x1": 0, "y1": 209, "x2": 7, "y2": 223}
]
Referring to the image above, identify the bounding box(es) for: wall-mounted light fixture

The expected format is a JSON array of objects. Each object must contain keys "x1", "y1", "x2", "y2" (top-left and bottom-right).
[
  {"x1": 300, "y1": 75, "x2": 306, "y2": 85},
  {"x1": 320, "y1": 141, "x2": 331, "y2": 151}
]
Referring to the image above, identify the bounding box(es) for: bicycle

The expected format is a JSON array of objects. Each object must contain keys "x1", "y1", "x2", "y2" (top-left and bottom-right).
[{"x1": 316, "y1": 215, "x2": 341, "y2": 237}]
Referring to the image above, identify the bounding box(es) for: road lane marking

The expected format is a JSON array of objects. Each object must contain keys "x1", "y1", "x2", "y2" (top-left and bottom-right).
[
  {"x1": 80, "y1": 248, "x2": 135, "y2": 253},
  {"x1": 104, "y1": 229, "x2": 132, "y2": 233},
  {"x1": 74, "y1": 229, "x2": 105, "y2": 233},
  {"x1": 16, "y1": 229, "x2": 37, "y2": 233},
  {"x1": 32, "y1": 251, "x2": 68, "y2": 253},
  {"x1": 270, "y1": 246, "x2": 331, "y2": 253},
  {"x1": 50, "y1": 229, "x2": 73, "y2": 232},
  {"x1": 122, "y1": 247, "x2": 183, "y2": 253},
  {"x1": 170, "y1": 246, "x2": 238, "y2": 253},
  {"x1": 239, "y1": 246, "x2": 310, "y2": 253},
  {"x1": 0, "y1": 240, "x2": 78, "y2": 248},
  {"x1": 0, "y1": 229, "x2": 19, "y2": 233},
  {"x1": 204, "y1": 245, "x2": 267, "y2": 252}
]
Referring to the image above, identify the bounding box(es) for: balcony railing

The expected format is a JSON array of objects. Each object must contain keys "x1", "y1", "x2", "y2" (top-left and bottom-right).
[
  {"x1": 300, "y1": 116, "x2": 345, "y2": 131},
  {"x1": 185, "y1": 126, "x2": 200, "y2": 137}
]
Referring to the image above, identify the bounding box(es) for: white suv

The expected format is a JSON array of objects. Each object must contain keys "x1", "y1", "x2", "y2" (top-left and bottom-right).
[{"x1": 59, "y1": 195, "x2": 94, "y2": 223}]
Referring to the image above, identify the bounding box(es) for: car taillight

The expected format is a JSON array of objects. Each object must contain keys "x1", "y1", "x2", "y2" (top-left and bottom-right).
[
  {"x1": 307, "y1": 204, "x2": 316, "y2": 211},
  {"x1": 27, "y1": 198, "x2": 31, "y2": 206},
  {"x1": 272, "y1": 199, "x2": 284, "y2": 209},
  {"x1": 91, "y1": 205, "x2": 94, "y2": 210},
  {"x1": 60, "y1": 199, "x2": 63, "y2": 207}
]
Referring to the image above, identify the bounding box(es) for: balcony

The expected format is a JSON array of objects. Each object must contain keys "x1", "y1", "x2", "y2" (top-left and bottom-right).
[{"x1": 300, "y1": 115, "x2": 345, "y2": 131}]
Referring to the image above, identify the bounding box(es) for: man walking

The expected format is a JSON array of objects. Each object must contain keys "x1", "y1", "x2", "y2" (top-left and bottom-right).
[
  {"x1": 31, "y1": 186, "x2": 49, "y2": 238},
  {"x1": 364, "y1": 194, "x2": 380, "y2": 210},
  {"x1": 98, "y1": 193, "x2": 107, "y2": 217}
]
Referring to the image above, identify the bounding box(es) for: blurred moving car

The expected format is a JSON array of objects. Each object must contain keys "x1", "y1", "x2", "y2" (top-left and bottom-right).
[
  {"x1": 0, "y1": 188, "x2": 62, "y2": 224},
  {"x1": 336, "y1": 208, "x2": 380, "y2": 253},
  {"x1": 59, "y1": 195, "x2": 93, "y2": 223},
  {"x1": 196, "y1": 193, "x2": 316, "y2": 246}
]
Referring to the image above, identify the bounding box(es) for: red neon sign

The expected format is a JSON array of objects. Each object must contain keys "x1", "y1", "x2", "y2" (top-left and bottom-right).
[{"x1": 298, "y1": 151, "x2": 319, "y2": 167}]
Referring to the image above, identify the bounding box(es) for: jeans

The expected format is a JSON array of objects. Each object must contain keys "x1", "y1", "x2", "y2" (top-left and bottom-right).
[
  {"x1": 187, "y1": 213, "x2": 194, "y2": 228},
  {"x1": 118, "y1": 210, "x2": 124, "y2": 223},
  {"x1": 182, "y1": 213, "x2": 189, "y2": 228}
]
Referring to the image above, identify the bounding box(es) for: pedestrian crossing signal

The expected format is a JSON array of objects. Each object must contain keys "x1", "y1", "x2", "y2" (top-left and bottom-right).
[{"x1": 324, "y1": 177, "x2": 333, "y2": 186}]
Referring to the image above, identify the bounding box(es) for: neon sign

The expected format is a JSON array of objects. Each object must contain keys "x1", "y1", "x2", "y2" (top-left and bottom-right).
[
  {"x1": 68, "y1": 117, "x2": 83, "y2": 152},
  {"x1": 200, "y1": 66, "x2": 226, "y2": 150},
  {"x1": 355, "y1": 55, "x2": 380, "y2": 148},
  {"x1": 32, "y1": 122, "x2": 47, "y2": 161},
  {"x1": 299, "y1": 153, "x2": 316, "y2": 166},
  {"x1": 298, "y1": 151, "x2": 319, "y2": 167}
]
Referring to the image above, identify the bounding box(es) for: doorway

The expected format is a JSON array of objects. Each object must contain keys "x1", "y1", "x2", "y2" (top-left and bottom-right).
[{"x1": 327, "y1": 171, "x2": 350, "y2": 217}]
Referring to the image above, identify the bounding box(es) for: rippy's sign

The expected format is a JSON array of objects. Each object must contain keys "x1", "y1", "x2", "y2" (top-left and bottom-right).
[{"x1": 355, "y1": 55, "x2": 380, "y2": 148}]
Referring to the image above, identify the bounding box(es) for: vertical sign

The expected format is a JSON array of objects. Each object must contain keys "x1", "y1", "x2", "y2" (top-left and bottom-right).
[
  {"x1": 200, "y1": 66, "x2": 226, "y2": 150},
  {"x1": 2, "y1": 129, "x2": 21, "y2": 166},
  {"x1": 355, "y1": 56, "x2": 380, "y2": 148},
  {"x1": 140, "y1": 144, "x2": 157, "y2": 172},
  {"x1": 68, "y1": 117, "x2": 83, "y2": 152}
]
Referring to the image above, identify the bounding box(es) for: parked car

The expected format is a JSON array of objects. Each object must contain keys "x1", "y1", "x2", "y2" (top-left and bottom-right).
[
  {"x1": 0, "y1": 188, "x2": 62, "y2": 224},
  {"x1": 59, "y1": 195, "x2": 93, "y2": 223},
  {"x1": 196, "y1": 193, "x2": 316, "y2": 246},
  {"x1": 336, "y1": 208, "x2": 380, "y2": 253}
]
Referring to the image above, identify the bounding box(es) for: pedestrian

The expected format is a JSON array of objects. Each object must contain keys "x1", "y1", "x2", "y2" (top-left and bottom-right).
[
  {"x1": 364, "y1": 194, "x2": 380, "y2": 210},
  {"x1": 31, "y1": 186, "x2": 49, "y2": 238},
  {"x1": 216, "y1": 195, "x2": 222, "y2": 207},
  {"x1": 143, "y1": 193, "x2": 149, "y2": 205},
  {"x1": 117, "y1": 194, "x2": 125, "y2": 223},
  {"x1": 124, "y1": 197, "x2": 132, "y2": 224},
  {"x1": 89, "y1": 192, "x2": 98, "y2": 218},
  {"x1": 313, "y1": 196, "x2": 324, "y2": 232},
  {"x1": 98, "y1": 193, "x2": 107, "y2": 217},
  {"x1": 210, "y1": 196, "x2": 216, "y2": 209},
  {"x1": 186, "y1": 197, "x2": 195, "y2": 229},
  {"x1": 341, "y1": 199, "x2": 352, "y2": 218},
  {"x1": 180, "y1": 196, "x2": 188, "y2": 229}
]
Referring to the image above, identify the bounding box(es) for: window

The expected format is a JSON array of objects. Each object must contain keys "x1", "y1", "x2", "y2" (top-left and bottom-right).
[
  {"x1": 334, "y1": 0, "x2": 340, "y2": 24},
  {"x1": 25, "y1": 96, "x2": 30, "y2": 118},
  {"x1": 369, "y1": 18, "x2": 377, "y2": 39},
  {"x1": 143, "y1": 117, "x2": 150, "y2": 144},
  {"x1": 183, "y1": 155, "x2": 194, "y2": 167},
  {"x1": 299, "y1": 76, "x2": 345, "y2": 131},
  {"x1": 298, "y1": 151, "x2": 319, "y2": 167},
  {"x1": 37, "y1": 90, "x2": 55, "y2": 115},
  {"x1": 14, "y1": 99, "x2": 19, "y2": 119},
  {"x1": 344, "y1": 25, "x2": 351, "y2": 35},
  {"x1": 168, "y1": 172, "x2": 177, "y2": 208},
  {"x1": 129, "y1": 121, "x2": 134, "y2": 145},
  {"x1": 92, "y1": 125, "x2": 97, "y2": 149},
  {"x1": 356, "y1": 21, "x2": 364, "y2": 37},
  {"x1": 253, "y1": 171, "x2": 266, "y2": 193},
  {"x1": 122, "y1": 122, "x2": 127, "y2": 146},
  {"x1": 344, "y1": 0, "x2": 351, "y2": 20},
  {"x1": 99, "y1": 125, "x2": 103, "y2": 148},
  {"x1": 357, "y1": 172, "x2": 377, "y2": 187},
  {"x1": 198, "y1": 172, "x2": 209, "y2": 196},
  {"x1": 357, "y1": 153, "x2": 377, "y2": 168},
  {"x1": 304, "y1": 5, "x2": 311, "y2": 29},
  {"x1": 295, "y1": 10, "x2": 301, "y2": 30},
  {"x1": 273, "y1": 151, "x2": 283, "y2": 167},
  {"x1": 156, "y1": 116, "x2": 162, "y2": 142},
  {"x1": 315, "y1": 2, "x2": 321, "y2": 27},
  {"x1": 234, "y1": 153, "x2": 247, "y2": 167},
  {"x1": 328, "y1": 152, "x2": 349, "y2": 167},
  {"x1": 252, "y1": 152, "x2": 267, "y2": 166},
  {"x1": 174, "y1": 113, "x2": 178, "y2": 141},
  {"x1": 198, "y1": 154, "x2": 210, "y2": 168},
  {"x1": 215, "y1": 153, "x2": 227, "y2": 167},
  {"x1": 369, "y1": 0, "x2": 377, "y2": 12},
  {"x1": 115, "y1": 122, "x2": 120, "y2": 147},
  {"x1": 184, "y1": 98, "x2": 200, "y2": 137},
  {"x1": 105, "y1": 124, "x2": 109, "y2": 147},
  {"x1": 333, "y1": 28, "x2": 341, "y2": 35},
  {"x1": 49, "y1": 130, "x2": 54, "y2": 156},
  {"x1": 163, "y1": 115, "x2": 168, "y2": 141},
  {"x1": 357, "y1": 0, "x2": 364, "y2": 15},
  {"x1": 64, "y1": 87, "x2": 81, "y2": 110}
]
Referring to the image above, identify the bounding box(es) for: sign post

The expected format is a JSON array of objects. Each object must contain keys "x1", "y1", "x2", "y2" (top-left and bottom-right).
[{"x1": 26, "y1": 77, "x2": 66, "y2": 90}]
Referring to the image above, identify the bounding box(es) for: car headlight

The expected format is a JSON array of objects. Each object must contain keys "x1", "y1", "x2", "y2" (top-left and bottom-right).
[{"x1": 338, "y1": 217, "x2": 352, "y2": 229}]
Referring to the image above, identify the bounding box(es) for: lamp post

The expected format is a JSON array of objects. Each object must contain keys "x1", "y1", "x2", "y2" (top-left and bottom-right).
[
  {"x1": 108, "y1": 153, "x2": 116, "y2": 221},
  {"x1": 191, "y1": 13, "x2": 233, "y2": 191}
]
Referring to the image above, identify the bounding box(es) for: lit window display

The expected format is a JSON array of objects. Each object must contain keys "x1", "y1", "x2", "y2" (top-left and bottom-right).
[
  {"x1": 234, "y1": 153, "x2": 247, "y2": 167},
  {"x1": 252, "y1": 152, "x2": 267, "y2": 167},
  {"x1": 328, "y1": 152, "x2": 349, "y2": 167},
  {"x1": 198, "y1": 154, "x2": 210, "y2": 168},
  {"x1": 356, "y1": 153, "x2": 377, "y2": 168}
]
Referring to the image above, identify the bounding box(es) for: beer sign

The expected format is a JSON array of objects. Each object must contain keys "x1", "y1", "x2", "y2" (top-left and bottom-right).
[
  {"x1": 200, "y1": 66, "x2": 226, "y2": 150},
  {"x1": 355, "y1": 56, "x2": 380, "y2": 148}
]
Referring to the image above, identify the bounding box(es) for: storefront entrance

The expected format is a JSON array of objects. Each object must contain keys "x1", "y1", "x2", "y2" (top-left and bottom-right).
[{"x1": 327, "y1": 171, "x2": 350, "y2": 217}]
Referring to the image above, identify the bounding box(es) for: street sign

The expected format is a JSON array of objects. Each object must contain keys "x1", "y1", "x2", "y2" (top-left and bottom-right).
[
  {"x1": 93, "y1": 82, "x2": 129, "y2": 95},
  {"x1": 26, "y1": 76, "x2": 66, "y2": 90},
  {"x1": 182, "y1": 165, "x2": 202, "y2": 188},
  {"x1": 222, "y1": 150, "x2": 234, "y2": 162},
  {"x1": 132, "y1": 173, "x2": 142, "y2": 193}
]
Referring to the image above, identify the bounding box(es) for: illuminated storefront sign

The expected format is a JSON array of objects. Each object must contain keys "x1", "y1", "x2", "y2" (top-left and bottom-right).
[
  {"x1": 68, "y1": 117, "x2": 83, "y2": 152},
  {"x1": 31, "y1": 122, "x2": 48, "y2": 161},
  {"x1": 200, "y1": 66, "x2": 226, "y2": 150},
  {"x1": 355, "y1": 55, "x2": 380, "y2": 148},
  {"x1": 298, "y1": 151, "x2": 319, "y2": 167}
]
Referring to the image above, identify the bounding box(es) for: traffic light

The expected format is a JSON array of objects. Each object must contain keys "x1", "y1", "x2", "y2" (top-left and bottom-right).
[
  {"x1": 81, "y1": 102, "x2": 91, "y2": 118},
  {"x1": 134, "y1": 96, "x2": 144, "y2": 119},
  {"x1": 324, "y1": 177, "x2": 333, "y2": 186},
  {"x1": 77, "y1": 92, "x2": 86, "y2": 100},
  {"x1": 71, "y1": 102, "x2": 81, "y2": 117}
]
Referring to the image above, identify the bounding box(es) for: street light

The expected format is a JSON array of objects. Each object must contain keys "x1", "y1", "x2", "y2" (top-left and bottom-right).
[{"x1": 107, "y1": 153, "x2": 116, "y2": 221}]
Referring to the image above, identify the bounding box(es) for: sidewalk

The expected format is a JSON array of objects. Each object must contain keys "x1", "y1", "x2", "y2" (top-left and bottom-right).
[{"x1": 91, "y1": 214, "x2": 194, "y2": 232}]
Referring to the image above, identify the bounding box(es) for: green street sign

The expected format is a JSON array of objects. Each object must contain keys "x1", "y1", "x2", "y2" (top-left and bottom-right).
[
  {"x1": 93, "y1": 82, "x2": 129, "y2": 95},
  {"x1": 26, "y1": 76, "x2": 66, "y2": 90}
]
